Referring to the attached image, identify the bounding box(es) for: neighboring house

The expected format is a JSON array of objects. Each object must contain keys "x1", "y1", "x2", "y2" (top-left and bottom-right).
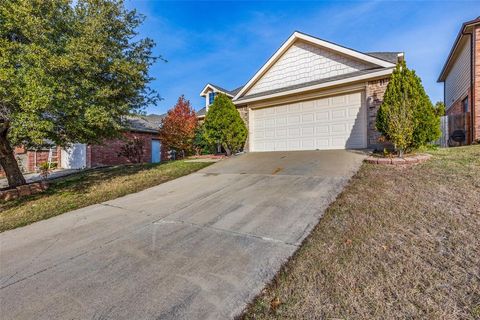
[
  {"x1": 200, "y1": 31, "x2": 403, "y2": 152},
  {"x1": 197, "y1": 84, "x2": 244, "y2": 120},
  {"x1": 1, "y1": 115, "x2": 166, "y2": 176},
  {"x1": 438, "y1": 16, "x2": 480, "y2": 144},
  {"x1": 65, "y1": 115, "x2": 167, "y2": 169}
]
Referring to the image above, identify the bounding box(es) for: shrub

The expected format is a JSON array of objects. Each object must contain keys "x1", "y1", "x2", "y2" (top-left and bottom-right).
[
  {"x1": 376, "y1": 60, "x2": 440, "y2": 156},
  {"x1": 193, "y1": 123, "x2": 215, "y2": 155},
  {"x1": 118, "y1": 137, "x2": 145, "y2": 163},
  {"x1": 203, "y1": 93, "x2": 247, "y2": 156}
]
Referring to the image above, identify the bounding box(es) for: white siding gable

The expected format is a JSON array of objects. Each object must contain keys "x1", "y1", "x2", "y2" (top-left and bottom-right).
[
  {"x1": 245, "y1": 40, "x2": 375, "y2": 96},
  {"x1": 445, "y1": 40, "x2": 471, "y2": 108}
]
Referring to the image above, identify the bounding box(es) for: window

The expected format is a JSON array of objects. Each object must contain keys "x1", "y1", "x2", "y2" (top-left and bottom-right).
[
  {"x1": 208, "y1": 92, "x2": 216, "y2": 105},
  {"x1": 462, "y1": 96, "x2": 469, "y2": 113}
]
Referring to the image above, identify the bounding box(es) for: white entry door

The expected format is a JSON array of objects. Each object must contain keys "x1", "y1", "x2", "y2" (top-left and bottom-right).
[
  {"x1": 250, "y1": 91, "x2": 367, "y2": 151},
  {"x1": 60, "y1": 144, "x2": 87, "y2": 169}
]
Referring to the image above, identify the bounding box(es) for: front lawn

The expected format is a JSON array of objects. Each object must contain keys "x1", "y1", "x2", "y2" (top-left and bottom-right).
[
  {"x1": 242, "y1": 145, "x2": 480, "y2": 319},
  {"x1": 0, "y1": 161, "x2": 212, "y2": 232}
]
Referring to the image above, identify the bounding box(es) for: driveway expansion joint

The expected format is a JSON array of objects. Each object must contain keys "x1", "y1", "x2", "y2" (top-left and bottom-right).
[{"x1": 153, "y1": 219, "x2": 299, "y2": 248}]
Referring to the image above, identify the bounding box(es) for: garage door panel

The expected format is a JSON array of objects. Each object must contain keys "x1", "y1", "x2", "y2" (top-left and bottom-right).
[
  {"x1": 302, "y1": 139, "x2": 315, "y2": 149},
  {"x1": 276, "y1": 128, "x2": 287, "y2": 137},
  {"x1": 302, "y1": 101, "x2": 315, "y2": 111},
  {"x1": 288, "y1": 115, "x2": 301, "y2": 125},
  {"x1": 331, "y1": 109, "x2": 346, "y2": 119},
  {"x1": 251, "y1": 91, "x2": 366, "y2": 151},
  {"x1": 315, "y1": 111, "x2": 330, "y2": 122},
  {"x1": 301, "y1": 126, "x2": 315, "y2": 137},
  {"x1": 274, "y1": 141, "x2": 286, "y2": 150},
  {"x1": 288, "y1": 104, "x2": 301, "y2": 113},
  {"x1": 264, "y1": 128, "x2": 275, "y2": 138},
  {"x1": 302, "y1": 113, "x2": 315, "y2": 123},
  {"x1": 276, "y1": 116, "x2": 287, "y2": 126},
  {"x1": 315, "y1": 125, "x2": 329, "y2": 134},
  {"x1": 315, "y1": 98, "x2": 330, "y2": 108},
  {"x1": 288, "y1": 127, "x2": 301, "y2": 138}
]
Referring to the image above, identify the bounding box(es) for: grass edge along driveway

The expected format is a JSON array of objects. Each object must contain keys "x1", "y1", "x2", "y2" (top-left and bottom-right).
[
  {"x1": 0, "y1": 160, "x2": 212, "y2": 232},
  {"x1": 241, "y1": 145, "x2": 480, "y2": 320}
]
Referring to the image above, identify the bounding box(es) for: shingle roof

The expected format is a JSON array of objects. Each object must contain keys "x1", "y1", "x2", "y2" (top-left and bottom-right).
[
  {"x1": 208, "y1": 84, "x2": 244, "y2": 96},
  {"x1": 234, "y1": 67, "x2": 394, "y2": 102},
  {"x1": 229, "y1": 85, "x2": 244, "y2": 96},
  {"x1": 365, "y1": 52, "x2": 402, "y2": 64},
  {"x1": 125, "y1": 114, "x2": 164, "y2": 133},
  {"x1": 196, "y1": 107, "x2": 206, "y2": 117}
]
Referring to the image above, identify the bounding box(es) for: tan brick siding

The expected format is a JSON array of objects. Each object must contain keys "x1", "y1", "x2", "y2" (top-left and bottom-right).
[
  {"x1": 236, "y1": 105, "x2": 250, "y2": 152},
  {"x1": 366, "y1": 78, "x2": 390, "y2": 149}
]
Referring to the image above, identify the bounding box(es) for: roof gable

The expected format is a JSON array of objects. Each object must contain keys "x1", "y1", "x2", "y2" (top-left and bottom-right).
[
  {"x1": 438, "y1": 16, "x2": 480, "y2": 82},
  {"x1": 233, "y1": 31, "x2": 396, "y2": 100},
  {"x1": 200, "y1": 83, "x2": 234, "y2": 97}
]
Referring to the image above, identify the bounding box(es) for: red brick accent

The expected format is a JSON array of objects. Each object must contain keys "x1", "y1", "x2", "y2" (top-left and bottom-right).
[
  {"x1": 446, "y1": 93, "x2": 469, "y2": 116},
  {"x1": 474, "y1": 25, "x2": 480, "y2": 141},
  {"x1": 26, "y1": 147, "x2": 61, "y2": 172},
  {"x1": 366, "y1": 78, "x2": 391, "y2": 150},
  {"x1": 87, "y1": 131, "x2": 166, "y2": 168}
]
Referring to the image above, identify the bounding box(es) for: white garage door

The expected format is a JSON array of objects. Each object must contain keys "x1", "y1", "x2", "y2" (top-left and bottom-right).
[{"x1": 251, "y1": 91, "x2": 367, "y2": 151}]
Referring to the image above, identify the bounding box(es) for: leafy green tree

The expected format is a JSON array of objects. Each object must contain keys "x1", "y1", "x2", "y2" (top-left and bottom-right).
[
  {"x1": 203, "y1": 94, "x2": 247, "y2": 156},
  {"x1": 193, "y1": 123, "x2": 214, "y2": 155},
  {"x1": 0, "y1": 0, "x2": 158, "y2": 187},
  {"x1": 376, "y1": 60, "x2": 440, "y2": 156},
  {"x1": 434, "y1": 101, "x2": 446, "y2": 117}
]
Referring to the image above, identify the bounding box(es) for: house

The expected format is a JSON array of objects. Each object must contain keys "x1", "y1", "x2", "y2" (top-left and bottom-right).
[
  {"x1": 197, "y1": 84, "x2": 244, "y2": 120},
  {"x1": 1, "y1": 115, "x2": 166, "y2": 176},
  {"x1": 438, "y1": 16, "x2": 480, "y2": 144},
  {"x1": 62, "y1": 115, "x2": 167, "y2": 169},
  {"x1": 200, "y1": 31, "x2": 403, "y2": 152}
]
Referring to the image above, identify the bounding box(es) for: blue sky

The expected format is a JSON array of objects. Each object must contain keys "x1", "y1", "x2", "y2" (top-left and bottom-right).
[{"x1": 127, "y1": 1, "x2": 478, "y2": 115}]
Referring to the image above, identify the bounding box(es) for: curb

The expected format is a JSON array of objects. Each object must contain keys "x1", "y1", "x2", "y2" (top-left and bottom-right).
[{"x1": 364, "y1": 154, "x2": 431, "y2": 165}]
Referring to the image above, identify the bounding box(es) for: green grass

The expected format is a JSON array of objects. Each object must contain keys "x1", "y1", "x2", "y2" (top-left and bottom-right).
[
  {"x1": 0, "y1": 160, "x2": 212, "y2": 232},
  {"x1": 241, "y1": 145, "x2": 480, "y2": 320}
]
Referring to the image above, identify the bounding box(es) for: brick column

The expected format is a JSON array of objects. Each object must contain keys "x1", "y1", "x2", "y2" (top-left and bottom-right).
[
  {"x1": 237, "y1": 105, "x2": 250, "y2": 152},
  {"x1": 366, "y1": 78, "x2": 390, "y2": 150}
]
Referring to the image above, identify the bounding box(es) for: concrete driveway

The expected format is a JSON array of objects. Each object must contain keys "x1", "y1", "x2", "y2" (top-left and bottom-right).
[{"x1": 0, "y1": 150, "x2": 365, "y2": 320}]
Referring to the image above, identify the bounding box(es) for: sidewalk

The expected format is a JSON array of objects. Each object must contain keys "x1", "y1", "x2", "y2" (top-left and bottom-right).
[{"x1": 0, "y1": 169, "x2": 83, "y2": 189}]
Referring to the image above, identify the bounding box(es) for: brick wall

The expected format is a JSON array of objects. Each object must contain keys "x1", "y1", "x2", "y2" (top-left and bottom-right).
[
  {"x1": 366, "y1": 78, "x2": 391, "y2": 150},
  {"x1": 236, "y1": 105, "x2": 250, "y2": 151},
  {"x1": 88, "y1": 131, "x2": 165, "y2": 168},
  {"x1": 447, "y1": 85, "x2": 472, "y2": 116},
  {"x1": 474, "y1": 25, "x2": 480, "y2": 141},
  {"x1": 26, "y1": 147, "x2": 61, "y2": 172}
]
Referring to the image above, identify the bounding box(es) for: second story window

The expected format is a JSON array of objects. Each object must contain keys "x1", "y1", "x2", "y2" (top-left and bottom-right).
[
  {"x1": 462, "y1": 96, "x2": 469, "y2": 113},
  {"x1": 209, "y1": 92, "x2": 216, "y2": 105}
]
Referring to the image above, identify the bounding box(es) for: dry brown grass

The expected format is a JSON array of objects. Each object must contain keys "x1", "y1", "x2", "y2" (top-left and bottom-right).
[{"x1": 242, "y1": 145, "x2": 480, "y2": 320}]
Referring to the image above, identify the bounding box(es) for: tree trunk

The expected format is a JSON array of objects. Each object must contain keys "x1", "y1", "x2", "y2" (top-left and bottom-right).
[
  {"x1": 223, "y1": 144, "x2": 232, "y2": 156},
  {"x1": 0, "y1": 121, "x2": 26, "y2": 188}
]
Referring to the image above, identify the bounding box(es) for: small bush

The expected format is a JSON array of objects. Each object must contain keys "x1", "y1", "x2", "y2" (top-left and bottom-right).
[
  {"x1": 376, "y1": 60, "x2": 441, "y2": 156},
  {"x1": 118, "y1": 137, "x2": 145, "y2": 163},
  {"x1": 203, "y1": 93, "x2": 247, "y2": 156}
]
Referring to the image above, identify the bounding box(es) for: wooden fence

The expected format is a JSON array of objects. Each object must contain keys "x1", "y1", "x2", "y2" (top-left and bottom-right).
[{"x1": 437, "y1": 112, "x2": 471, "y2": 147}]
